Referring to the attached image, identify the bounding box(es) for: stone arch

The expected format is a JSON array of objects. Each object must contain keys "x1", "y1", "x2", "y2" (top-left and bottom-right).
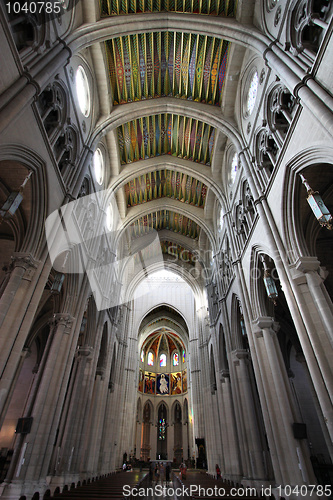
[
  {"x1": 0, "y1": 146, "x2": 47, "y2": 258},
  {"x1": 143, "y1": 399, "x2": 154, "y2": 423},
  {"x1": 209, "y1": 344, "x2": 217, "y2": 394},
  {"x1": 37, "y1": 82, "x2": 68, "y2": 144},
  {"x1": 156, "y1": 400, "x2": 169, "y2": 425},
  {"x1": 108, "y1": 342, "x2": 117, "y2": 392},
  {"x1": 96, "y1": 322, "x2": 108, "y2": 377},
  {"x1": 218, "y1": 323, "x2": 229, "y2": 373},
  {"x1": 282, "y1": 149, "x2": 333, "y2": 266},
  {"x1": 231, "y1": 294, "x2": 249, "y2": 350}
]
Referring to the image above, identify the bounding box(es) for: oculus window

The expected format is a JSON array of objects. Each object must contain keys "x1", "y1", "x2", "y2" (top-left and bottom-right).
[
  {"x1": 93, "y1": 148, "x2": 104, "y2": 185},
  {"x1": 76, "y1": 66, "x2": 91, "y2": 117}
]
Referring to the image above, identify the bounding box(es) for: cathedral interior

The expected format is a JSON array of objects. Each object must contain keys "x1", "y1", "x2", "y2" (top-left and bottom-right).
[{"x1": 0, "y1": 0, "x2": 333, "y2": 499}]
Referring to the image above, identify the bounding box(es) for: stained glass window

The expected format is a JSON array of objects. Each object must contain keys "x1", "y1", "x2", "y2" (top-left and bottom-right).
[
  {"x1": 141, "y1": 350, "x2": 144, "y2": 363},
  {"x1": 160, "y1": 353, "x2": 166, "y2": 367},
  {"x1": 148, "y1": 352, "x2": 154, "y2": 366},
  {"x1": 246, "y1": 71, "x2": 258, "y2": 116},
  {"x1": 182, "y1": 350, "x2": 185, "y2": 363},
  {"x1": 159, "y1": 418, "x2": 166, "y2": 440},
  {"x1": 230, "y1": 153, "x2": 238, "y2": 184},
  {"x1": 173, "y1": 353, "x2": 179, "y2": 366}
]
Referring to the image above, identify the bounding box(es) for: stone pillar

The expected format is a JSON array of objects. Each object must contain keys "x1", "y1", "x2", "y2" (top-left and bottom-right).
[
  {"x1": 183, "y1": 419, "x2": 189, "y2": 462},
  {"x1": 5, "y1": 313, "x2": 75, "y2": 495},
  {"x1": 135, "y1": 419, "x2": 142, "y2": 459},
  {"x1": 58, "y1": 345, "x2": 94, "y2": 478},
  {"x1": 83, "y1": 369, "x2": 106, "y2": 475},
  {"x1": 150, "y1": 421, "x2": 157, "y2": 461},
  {"x1": 231, "y1": 350, "x2": 266, "y2": 479},
  {"x1": 253, "y1": 317, "x2": 317, "y2": 486},
  {"x1": 167, "y1": 421, "x2": 174, "y2": 462},
  {"x1": 218, "y1": 371, "x2": 242, "y2": 479}
]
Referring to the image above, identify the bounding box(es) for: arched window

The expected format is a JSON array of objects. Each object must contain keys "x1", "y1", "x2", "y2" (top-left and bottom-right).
[
  {"x1": 182, "y1": 350, "x2": 185, "y2": 363},
  {"x1": 160, "y1": 353, "x2": 167, "y2": 367},
  {"x1": 173, "y1": 352, "x2": 179, "y2": 366},
  {"x1": 148, "y1": 352, "x2": 154, "y2": 366},
  {"x1": 140, "y1": 350, "x2": 144, "y2": 363},
  {"x1": 246, "y1": 70, "x2": 258, "y2": 116},
  {"x1": 230, "y1": 153, "x2": 238, "y2": 184}
]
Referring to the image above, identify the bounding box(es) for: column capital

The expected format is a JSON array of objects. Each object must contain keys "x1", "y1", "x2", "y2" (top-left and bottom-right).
[
  {"x1": 295, "y1": 256, "x2": 320, "y2": 273},
  {"x1": 232, "y1": 349, "x2": 249, "y2": 361},
  {"x1": 254, "y1": 316, "x2": 275, "y2": 330},
  {"x1": 96, "y1": 366, "x2": 106, "y2": 378},
  {"x1": 10, "y1": 252, "x2": 39, "y2": 280},
  {"x1": 50, "y1": 313, "x2": 75, "y2": 332},
  {"x1": 77, "y1": 346, "x2": 93, "y2": 357}
]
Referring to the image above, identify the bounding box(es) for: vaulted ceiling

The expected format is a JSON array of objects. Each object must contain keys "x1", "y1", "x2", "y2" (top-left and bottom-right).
[{"x1": 90, "y1": 0, "x2": 249, "y2": 267}]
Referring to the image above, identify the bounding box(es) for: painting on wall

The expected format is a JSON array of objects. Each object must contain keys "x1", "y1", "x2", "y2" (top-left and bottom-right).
[
  {"x1": 156, "y1": 373, "x2": 170, "y2": 395},
  {"x1": 144, "y1": 372, "x2": 156, "y2": 394},
  {"x1": 170, "y1": 372, "x2": 182, "y2": 395},
  {"x1": 182, "y1": 369, "x2": 187, "y2": 393},
  {"x1": 138, "y1": 369, "x2": 144, "y2": 392}
]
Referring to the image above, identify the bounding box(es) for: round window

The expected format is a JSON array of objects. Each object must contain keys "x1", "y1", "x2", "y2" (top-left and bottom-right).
[
  {"x1": 106, "y1": 203, "x2": 112, "y2": 231},
  {"x1": 246, "y1": 70, "x2": 259, "y2": 116},
  {"x1": 93, "y1": 148, "x2": 104, "y2": 185},
  {"x1": 230, "y1": 153, "x2": 238, "y2": 184},
  {"x1": 76, "y1": 65, "x2": 91, "y2": 117}
]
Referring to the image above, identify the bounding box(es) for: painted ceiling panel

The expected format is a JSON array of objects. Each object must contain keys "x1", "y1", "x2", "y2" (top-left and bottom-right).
[
  {"x1": 100, "y1": 0, "x2": 237, "y2": 16},
  {"x1": 131, "y1": 209, "x2": 200, "y2": 239},
  {"x1": 142, "y1": 330, "x2": 185, "y2": 356},
  {"x1": 124, "y1": 169, "x2": 207, "y2": 208},
  {"x1": 118, "y1": 114, "x2": 215, "y2": 165},
  {"x1": 105, "y1": 32, "x2": 229, "y2": 105}
]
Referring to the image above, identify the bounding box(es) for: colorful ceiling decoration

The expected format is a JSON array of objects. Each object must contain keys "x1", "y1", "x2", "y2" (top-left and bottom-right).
[
  {"x1": 118, "y1": 114, "x2": 215, "y2": 165},
  {"x1": 142, "y1": 330, "x2": 185, "y2": 356},
  {"x1": 133, "y1": 239, "x2": 197, "y2": 266},
  {"x1": 124, "y1": 170, "x2": 207, "y2": 208},
  {"x1": 100, "y1": 0, "x2": 237, "y2": 17},
  {"x1": 105, "y1": 32, "x2": 229, "y2": 105},
  {"x1": 131, "y1": 209, "x2": 201, "y2": 239}
]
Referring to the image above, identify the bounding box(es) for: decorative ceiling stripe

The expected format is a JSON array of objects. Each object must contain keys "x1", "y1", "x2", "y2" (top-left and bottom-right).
[
  {"x1": 118, "y1": 114, "x2": 216, "y2": 165},
  {"x1": 124, "y1": 169, "x2": 208, "y2": 208},
  {"x1": 104, "y1": 32, "x2": 230, "y2": 105},
  {"x1": 130, "y1": 209, "x2": 201, "y2": 239},
  {"x1": 100, "y1": 0, "x2": 236, "y2": 14}
]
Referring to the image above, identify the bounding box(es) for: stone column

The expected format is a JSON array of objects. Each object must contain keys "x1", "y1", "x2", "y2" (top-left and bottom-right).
[
  {"x1": 253, "y1": 317, "x2": 317, "y2": 486},
  {"x1": 83, "y1": 368, "x2": 106, "y2": 475},
  {"x1": 182, "y1": 419, "x2": 189, "y2": 462},
  {"x1": 150, "y1": 421, "x2": 157, "y2": 460},
  {"x1": 58, "y1": 345, "x2": 94, "y2": 478},
  {"x1": 231, "y1": 350, "x2": 266, "y2": 480},
  {"x1": 6, "y1": 313, "x2": 75, "y2": 493},
  {"x1": 167, "y1": 421, "x2": 174, "y2": 462},
  {"x1": 135, "y1": 419, "x2": 142, "y2": 459},
  {"x1": 218, "y1": 371, "x2": 242, "y2": 479}
]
